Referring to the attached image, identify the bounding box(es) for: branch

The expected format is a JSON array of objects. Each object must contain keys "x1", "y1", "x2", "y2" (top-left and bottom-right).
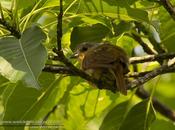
[
  {"x1": 43, "y1": 65, "x2": 151, "y2": 78},
  {"x1": 43, "y1": 64, "x2": 75, "y2": 75},
  {"x1": 130, "y1": 52, "x2": 175, "y2": 64},
  {"x1": 44, "y1": 53, "x2": 175, "y2": 76},
  {"x1": 159, "y1": 0, "x2": 175, "y2": 21},
  {"x1": 127, "y1": 71, "x2": 151, "y2": 78},
  {"x1": 129, "y1": 63, "x2": 175, "y2": 89}
]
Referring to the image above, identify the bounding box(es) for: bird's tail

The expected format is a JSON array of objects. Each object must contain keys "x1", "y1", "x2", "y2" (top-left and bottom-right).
[{"x1": 109, "y1": 64, "x2": 127, "y2": 95}]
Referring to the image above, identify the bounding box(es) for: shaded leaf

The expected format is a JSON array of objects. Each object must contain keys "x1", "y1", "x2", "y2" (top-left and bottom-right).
[
  {"x1": 119, "y1": 99, "x2": 156, "y2": 130},
  {"x1": 2, "y1": 74, "x2": 66, "y2": 130},
  {"x1": 99, "y1": 101, "x2": 129, "y2": 130},
  {"x1": 113, "y1": 21, "x2": 133, "y2": 36}
]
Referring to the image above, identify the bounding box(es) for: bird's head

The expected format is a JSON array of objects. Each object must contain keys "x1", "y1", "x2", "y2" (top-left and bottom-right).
[{"x1": 70, "y1": 42, "x2": 101, "y2": 60}]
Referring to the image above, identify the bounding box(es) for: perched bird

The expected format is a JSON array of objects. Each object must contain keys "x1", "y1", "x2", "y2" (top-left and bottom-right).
[{"x1": 71, "y1": 42, "x2": 129, "y2": 95}]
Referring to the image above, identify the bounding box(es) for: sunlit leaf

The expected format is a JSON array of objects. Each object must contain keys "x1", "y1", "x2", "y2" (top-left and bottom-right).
[
  {"x1": 64, "y1": 0, "x2": 149, "y2": 22},
  {"x1": 151, "y1": 120, "x2": 175, "y2": 130}
]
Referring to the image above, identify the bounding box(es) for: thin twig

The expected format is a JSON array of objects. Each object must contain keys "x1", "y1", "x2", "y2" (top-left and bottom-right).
[
  {"x1": 131, "y1": 33, "x2": 155, "y2": 54},
  {"x1": 42, "y1": 105, "x2": 58, "y2": 125},
  {"x1": 127, "y1": 71, "x2": 151, "y2": 78},
  {"x1": 130, "y1": 52, "x2": 175, "y2": 64}
]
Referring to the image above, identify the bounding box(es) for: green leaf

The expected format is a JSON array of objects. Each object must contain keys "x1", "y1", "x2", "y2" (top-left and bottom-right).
[
  {"x1": 0, "y1": 25, "x2": 47, "y2": 89},
  {"x1": 68, "y1": 15, "x2": 112, "y2": 29},
  {"x1": 16, "y1": 0, "x2": 38, "y2": 10},
  {"x1": 151, "y1": 120, "x2": 175, "y2": 130},
  {"x1": 42, "y1": 0, "x2": 59, "y2": 8},
  {"x1": 64, "y1": 0, "x2": 149, "y2": 22},
  {"x1": 2, "y1": 75, "x2": 76, "y2": 130},
  {"x1": 119, "y1": 99, "x2": 156, "y2": 130},
  {"x1": 158, "y1": 7, "x2": 175, "y2": 52},
  {"x1": 113, "y1": 21, "x2": 133, "y2": 36},
  {"x1": 126, "y1": 7, "x2": 149, "y2": 22},
  {"x1": 99, "y1": 101, "x2": 129, "y2": 130},
  {"x1": 70, "y1": 23, "x2": 112, "y2": 50}
]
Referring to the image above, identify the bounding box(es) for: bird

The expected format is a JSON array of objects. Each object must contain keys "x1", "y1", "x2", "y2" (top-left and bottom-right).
[{"x1": 71, "y1": 42, "x2": 129, "y2": 95}]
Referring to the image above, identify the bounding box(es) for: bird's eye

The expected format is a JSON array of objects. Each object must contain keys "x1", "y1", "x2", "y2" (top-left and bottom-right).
[{"x1": 81, "y1": 47, "x2": 88, "y2": 52}]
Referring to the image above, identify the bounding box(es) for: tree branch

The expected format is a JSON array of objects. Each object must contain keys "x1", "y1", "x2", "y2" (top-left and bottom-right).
[
  {"x1": 129, "y1": 63, "x2": 175, "y2": 89},
  {"x1": 43, "y1": 64, "x2": 75, "y2": 75},
  {"x1": 44, "y1": 53, "x2": 175, "y2": 77},
  {"x1": 127, "y1": 71, "x2": 151, "y2": 78}
]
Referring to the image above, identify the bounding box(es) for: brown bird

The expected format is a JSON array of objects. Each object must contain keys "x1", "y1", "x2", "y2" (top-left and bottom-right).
[{"x1": 71, "y1": 42, "x2": 129, "y2": 95}]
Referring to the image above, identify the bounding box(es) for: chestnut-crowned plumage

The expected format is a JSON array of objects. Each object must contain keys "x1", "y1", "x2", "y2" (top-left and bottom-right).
[{"x1": 72, "y1": 42, "x2": 129, "y2": 95}]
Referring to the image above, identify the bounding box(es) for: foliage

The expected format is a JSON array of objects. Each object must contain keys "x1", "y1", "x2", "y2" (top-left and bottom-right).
[{"x1": 0, "y1": 0, "x2": 175, "y2": 130}]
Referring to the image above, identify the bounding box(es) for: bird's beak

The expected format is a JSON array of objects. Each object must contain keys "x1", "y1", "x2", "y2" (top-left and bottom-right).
[{"x1": 70, "y1": 52, "x2": 79, "y2": 59}]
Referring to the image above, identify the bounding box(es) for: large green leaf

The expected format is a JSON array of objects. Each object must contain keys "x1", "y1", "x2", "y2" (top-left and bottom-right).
[
  {"x1": 64, "y1": 0, "x2": 149, "y2": 22},
  {"x1": 0, "y1": 25, "x2": 47, "y2": 89},
  {"x1": 119, "y1": 99, "x2": 156, "y2": 130},
  {"x1": 70, "y1": 23, "x2": 112, "y2": 50}
]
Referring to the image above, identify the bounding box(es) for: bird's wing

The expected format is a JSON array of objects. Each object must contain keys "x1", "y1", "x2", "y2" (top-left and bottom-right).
[{"x1": 82, "y1": 44, "x2": 128, "y2": 69}]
